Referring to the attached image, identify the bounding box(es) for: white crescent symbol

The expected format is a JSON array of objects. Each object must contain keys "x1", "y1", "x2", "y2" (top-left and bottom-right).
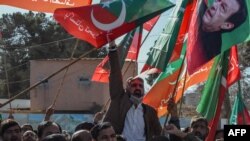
[
  {"x1": 91, "y1": 0, "x2": 126, "y2": 31},
  {"x1": 169, "y1": 59, "x2": 187, "y2": 85}
]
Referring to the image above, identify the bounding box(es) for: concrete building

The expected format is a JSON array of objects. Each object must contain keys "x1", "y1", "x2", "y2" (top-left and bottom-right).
[{"x1": 30, "y1": 58, "x2": 137, "y2": 113}]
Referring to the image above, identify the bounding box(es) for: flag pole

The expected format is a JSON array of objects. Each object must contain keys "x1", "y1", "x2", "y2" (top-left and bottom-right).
[
  {"x1": 178, "y1": 68, "x2": 188, "y2": 117},
  {"x1": 163, "y1": 51, "x2": 186, "y2": 126},
  {"x1": 139, "y1": 15, "x2": 160, "y2": 50},
  {"x1": 0, "y1": 48, "x2": 97, "y2": 108},
  {"x1": 52, "y1": 39, "x2": 79, "y2": 107}
]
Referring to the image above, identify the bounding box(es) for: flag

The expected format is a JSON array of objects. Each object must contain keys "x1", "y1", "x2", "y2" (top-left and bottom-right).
[
  {"x1": 126, "y1": 26, "x2": 143, "y2": 61},
  {"x1": 187, "y1": 0, "x2": 250, "y2": 74},
  {"x1": 196, "y1": 55, "x2": 223, "y2": 121},
  {"x1": 142, "y1": 0, "x2": 193, "y2": 72},
  {"x1": 92, "y1": 26, "x2": 142, "y2": 83},
  {"x1": 196, "y1": 52, "x2": 229, "y2": 141},
  {"x1": 143, "y1": 41, "x2": 213, "y2": 117},
  {"x1": 229, "y1": 90, "x2": 250, "y2": 125},
  {"x1": 91, "y1": 56, "x2": 110, "y2": 83},
  {"x1": 143, "y1": 59, "x2": 213, "y2": 117},
  {"x1": 143, "y1": 15, "x2": 160, "y2": 31},
  {"x1": 197, "y1": 46, "x2": 241, "y2": 141},
  {"x1": 54, "y1": 0, "x2": 174, "y2": 48},
  {"x1": 169, "y1": 0, "x2": 195, "y2": 62},
  {"x1": 197, "y1": 46, "x2": 240, "y2": 120},
  {"x1": 227, "y1": 46, "x2": 240, "y2": 86},
  {"x1": 0, "y1": 0, "x2": 92, "y2": 13}
]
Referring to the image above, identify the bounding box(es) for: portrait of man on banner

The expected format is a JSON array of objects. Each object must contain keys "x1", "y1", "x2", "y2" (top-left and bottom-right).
[{"x1": 187, "y1": 0, "x2": 249, "y2": 74}]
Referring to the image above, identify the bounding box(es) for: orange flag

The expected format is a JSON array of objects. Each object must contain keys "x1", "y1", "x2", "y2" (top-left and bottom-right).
[
  {"x1": 143, "y1": 57, "x2": 214, "y2": 117},
  {"x1": 0, "y1": 0, "x2": 92, "y2": 13}
]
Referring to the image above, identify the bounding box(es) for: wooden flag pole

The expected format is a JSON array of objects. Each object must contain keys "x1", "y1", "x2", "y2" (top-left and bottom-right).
[
  {"x1": 52, "y1": 39, "x2": 79, "y2": 107},
  {"x1": 178, "y1": 69, "x2": 188, "y2": 117},
  {"x1": 163, "y1": 51, "x2": 186, "y2": 127}
]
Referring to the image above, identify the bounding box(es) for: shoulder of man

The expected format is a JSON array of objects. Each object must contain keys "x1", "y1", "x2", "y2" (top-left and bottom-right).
[{"x1": 142, "y1": 104, "x2": 157, "y2": 114}]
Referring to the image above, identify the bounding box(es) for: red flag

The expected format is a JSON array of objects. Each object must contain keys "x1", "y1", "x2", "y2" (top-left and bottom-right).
[
  {"x1": 91, "y1": 56, "x2": 110, "y2": 83},
  {"x1": 126, "y1": 27, "x2": 143, "y2": 61},
  {"x1": 54, "y1": 0, "x2": 174, "y2": 48},
  {"x1": 227, "y1": 46, "x2": 240, "y2": 86},
  {"x1": 169, "y1": 0, "x2": 195, "y2": 62},
  {"x1": 143, "y1": 15, "x2": 160, "y2": 31},
  {"x1": 0, "y1": 0, "x2": 92, "y2": 13}
]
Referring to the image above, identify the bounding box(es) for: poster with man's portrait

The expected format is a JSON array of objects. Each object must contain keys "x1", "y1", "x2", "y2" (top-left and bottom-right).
[{"x1": 187, "y1": 0, "x2": 250, "y2": 74}]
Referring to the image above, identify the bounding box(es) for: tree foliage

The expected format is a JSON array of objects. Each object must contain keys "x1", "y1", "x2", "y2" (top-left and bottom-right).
[{"x1": 0, "y1": 11, "x2": 103, "y2": 99}]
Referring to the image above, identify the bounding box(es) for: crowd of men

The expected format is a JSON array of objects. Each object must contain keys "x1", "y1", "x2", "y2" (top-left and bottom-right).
[{"x1": 0, "y1": 41, "x2": 225, "y2": 141}]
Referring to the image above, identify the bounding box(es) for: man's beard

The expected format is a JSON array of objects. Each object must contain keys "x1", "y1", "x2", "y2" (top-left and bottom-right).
[{"x1": 130, "y1": 95, "x2": 143, "y2": 105}]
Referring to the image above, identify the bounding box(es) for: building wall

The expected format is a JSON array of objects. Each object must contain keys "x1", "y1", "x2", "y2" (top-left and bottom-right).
[
  {"x1": 184, "y1": 92, "x2": 201, "y2": 107},
  {"x1": 30, "y1": 59, "x2": 137, "y2": 112}
]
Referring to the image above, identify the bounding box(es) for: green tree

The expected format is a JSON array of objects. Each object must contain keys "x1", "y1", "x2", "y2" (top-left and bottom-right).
[{"x1": 0, "y1": 11, "x2": 102, "y2": 99}]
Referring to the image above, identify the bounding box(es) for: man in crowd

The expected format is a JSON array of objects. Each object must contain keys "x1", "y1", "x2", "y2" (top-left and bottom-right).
[
  {"x1": 0, "y1": 119, "x2": 22, "y2": 141},
  {"x1": 37, "y1": 121, "x2": 62, "y2": 141},
  {"x1": 71, "y1": 130, "x2": 92, "y2": 141},
  {"x1": 103, "y1": 41, "x2": 162, "y2": 141},
  {"x1": 23, "y1": 130, "x2": 38, "y2": 141},
  {"x1": 90, "y1": 122, "x2": 117, "y2": 141},
  {"x1": 164, "y1": 116, "x2": 209, "y2": 141}
]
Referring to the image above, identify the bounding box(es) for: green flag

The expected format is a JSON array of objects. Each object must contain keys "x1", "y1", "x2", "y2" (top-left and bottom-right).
[
  {"x1": 144, "y1": 0, "x2": 189, "y2": 71},
  {"x1": 196, "y1": 55, "x2": 223, "y2": 120}
]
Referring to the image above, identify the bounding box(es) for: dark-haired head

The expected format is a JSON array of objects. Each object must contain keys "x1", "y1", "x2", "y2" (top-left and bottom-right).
[
  {"x1": 37, "y1": 121, "x2": 62, "y2": 140},
  {"x1": 41, "y1": 133, "x2": 66, "y2": 141},
  {"x1": 90, "y1": 122, "x2": 116, "y2": 140}
]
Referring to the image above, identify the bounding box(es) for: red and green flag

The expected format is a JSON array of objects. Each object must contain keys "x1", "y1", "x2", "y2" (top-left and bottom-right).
[
  {"x1": 229, "y1": 83, "x2": 250, "y2": 125},
  {"x1": 0, "y1": 0, "x2": 92, "y2": 13},
  {"x1": 54, "y1": 0, "x2": 174, "y2": 48},
  {"x1": 196, "y1": 54, "x2": 224, "y2": 121},
  {"x1": 142, "y1": 0, "x2": 192, "y2": 72},
  {"x1": 196, "y1": 46, "x2": 241, "y2": 141},
  {"x1": 196, "y1": 46, "x2": 240, "y2": 120}
]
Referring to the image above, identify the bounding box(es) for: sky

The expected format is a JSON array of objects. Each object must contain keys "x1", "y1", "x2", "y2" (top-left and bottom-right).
[{"x1": 0, "y1": 0, "x2": 173, "y2": 72}]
